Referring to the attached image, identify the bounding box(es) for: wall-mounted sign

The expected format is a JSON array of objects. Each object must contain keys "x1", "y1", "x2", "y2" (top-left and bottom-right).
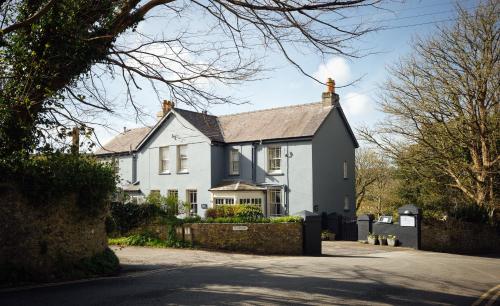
[
  {"x1": 201, "y1": 204, "x2": 208, "y2": 209},
  {"x1": 232, "y1": 226, "x2": 248, "y2": 231},
  {"x1": 400, "y1": 215, "x2": 416, "y2": 227},
  {"x1": 378, "y1": 216, "x2": 393, "y2": 224}
]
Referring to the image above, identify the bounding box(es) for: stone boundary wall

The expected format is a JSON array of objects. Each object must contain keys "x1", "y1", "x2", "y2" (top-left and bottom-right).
[
  {"x1": 0, "y1": 186, "x2": 108, "y2": 278},
  {"x1": 422, "y1": 219, "x2": 500, "y2": 254},
  {"x1": 179, "y1": 223, "x2": 303, "y2": 255}
]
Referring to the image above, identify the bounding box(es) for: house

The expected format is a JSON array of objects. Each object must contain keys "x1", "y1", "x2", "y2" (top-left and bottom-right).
[{"x1": 95, "y1": 78, "x2": 358, "y2": 217}]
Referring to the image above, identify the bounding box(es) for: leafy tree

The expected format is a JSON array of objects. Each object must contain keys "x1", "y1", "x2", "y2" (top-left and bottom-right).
[
  {"x1": 360, "y1": 1, "x2": 499, "y2": 221},
  {"x1": 0, "y1": 0, "x2": 378, "y2": 159},
  {"x1": 355, "y1": 147, "x2": 388, "y2": 210}
]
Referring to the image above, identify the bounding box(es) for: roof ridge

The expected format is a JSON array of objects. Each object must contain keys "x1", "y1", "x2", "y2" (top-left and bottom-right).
[
  {"x1": 175, "y1": 107, "x2": 218, "y2": 118},
  {"x1": 218, "y1": 101, "x2": 323, "y2": 118}
]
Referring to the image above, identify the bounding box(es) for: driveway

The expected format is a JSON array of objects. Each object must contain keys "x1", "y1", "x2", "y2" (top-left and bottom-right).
[{"x1": 0, "y1": 242, "x2": 498, "y2": 305}]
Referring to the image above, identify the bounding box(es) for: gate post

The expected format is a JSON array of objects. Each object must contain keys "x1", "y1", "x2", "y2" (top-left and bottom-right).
[
  {"x1": 295, "y1": 210, "x2": 322, "y2": 256},
  {"x1": 357, "y1": 214, "x2": 373, "y2": 241},
  {"x1": 397, "y1": 204, "x2": 422, "y2": 249}
]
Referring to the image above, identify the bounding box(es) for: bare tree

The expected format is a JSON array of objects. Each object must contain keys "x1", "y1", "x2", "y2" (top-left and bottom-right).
[
  {"x1": 0, "y1": 0, "x2": 380, "y2": 156},
  {"x1": 359, "y1": 1, "x2": 499, "y2": 219}
]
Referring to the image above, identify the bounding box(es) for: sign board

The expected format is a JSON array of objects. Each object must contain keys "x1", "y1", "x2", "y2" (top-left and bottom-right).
[
  {"x1": 378, "y1": 216, "x2": 393, "y2": 224},
  {"x1": 201, "y1": 204, "x2": 208, "y2": 209},
  {"x1": 400, "y1": 215, "x2": 416, "y2": 227},
  {"x1": 232, "y1": 226, "x2": 248, "y2": 231}
]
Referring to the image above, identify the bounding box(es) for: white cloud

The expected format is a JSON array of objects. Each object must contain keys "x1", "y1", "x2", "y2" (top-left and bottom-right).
[
  {"x1": 341, "y1": 92, "x2": 372, "y2": 118},
  {"x1": 313, "y1": 57, "x2": 351, "y2": 85}
]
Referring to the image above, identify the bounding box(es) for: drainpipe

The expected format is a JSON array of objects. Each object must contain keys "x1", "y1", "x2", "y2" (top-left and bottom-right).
[
  {"x1": 251, "y1": 142, "x2": 257, "y2": 183},
  {"x1": 285, "y1": 142, "x2": 290, "y2": 215}
]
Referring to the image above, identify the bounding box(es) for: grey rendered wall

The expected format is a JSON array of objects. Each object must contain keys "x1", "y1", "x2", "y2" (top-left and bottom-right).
[
  {"x1": 312, "y1": 109, "x2": 356, "y2": 217},
  {"x1": 136, "y1": 112, "x2": 213, "y2": 217},
  {"x1": 114, "y1": 155, "x2": 133, "y2": 185},
  {"x1": 210, "y1": 144, "x2": 225, "y2": 187},
  {"x1": 222, "y1": 141, "x2": 313, "y2": 215}
]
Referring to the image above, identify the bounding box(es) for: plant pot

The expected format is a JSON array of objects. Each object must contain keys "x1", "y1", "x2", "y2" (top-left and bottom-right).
[
  {"x1": 379, "y1": 238, "x2": 387, "y2": 246},
  {"x1": 387, "y1": 238, "x2": 397, "y2": 247},
  {"x1": 368, "y1": 237, "x2": 378, "y2": 245}
]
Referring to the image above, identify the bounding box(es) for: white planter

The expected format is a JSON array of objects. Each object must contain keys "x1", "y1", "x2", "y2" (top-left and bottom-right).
[
  {"x1": 368, "y1": 237, "x2": 378, "y2": 245},
  {"x1": 387, "y1": 238, "x2": 397, "y2": 247}
]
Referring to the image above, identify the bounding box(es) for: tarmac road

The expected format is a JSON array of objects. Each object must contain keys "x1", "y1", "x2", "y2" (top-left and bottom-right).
[{"x1": 1, "y1": 242, "x2": 498, "y2": 305}]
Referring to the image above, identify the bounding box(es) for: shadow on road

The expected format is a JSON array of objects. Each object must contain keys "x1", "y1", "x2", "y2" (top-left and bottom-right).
[{"x1": 0, "y1": 261, "x2": 478, "y2": 305}]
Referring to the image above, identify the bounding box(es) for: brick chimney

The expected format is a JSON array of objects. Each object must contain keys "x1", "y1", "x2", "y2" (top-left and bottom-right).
[
  {"x1": 322, "y1": 78, "x2": 340, "y2": 107},
  {"x1": 156, "y1": 100, "x2": 174, "y2": 120}
]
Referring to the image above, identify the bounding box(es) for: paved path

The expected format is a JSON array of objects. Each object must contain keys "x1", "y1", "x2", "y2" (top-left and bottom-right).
[{"x1": 1, "y1": 242, "x2": 499, "y2": 305}]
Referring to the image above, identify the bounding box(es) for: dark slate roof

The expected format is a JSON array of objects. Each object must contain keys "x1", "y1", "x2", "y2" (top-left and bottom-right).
[
  {"x1": 95, "y1": 127, "x2": 151, "y2": 155},
  {"x1": 95, "y1": 101, "x2": 358, "y2": 155},
  {"x1": 174, "y1": 109, "x2": 224, "y2": 142},
  {"x1": 218, "y1": 102, "x2": 333, "y2": 143}
]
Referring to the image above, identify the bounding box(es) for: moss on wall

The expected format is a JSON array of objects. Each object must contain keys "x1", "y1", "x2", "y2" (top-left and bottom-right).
[{"x1": 0, "y1": 186, "x2": 114, "y2": 284}]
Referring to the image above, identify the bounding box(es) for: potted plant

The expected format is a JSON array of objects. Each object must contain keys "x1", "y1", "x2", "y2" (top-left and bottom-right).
[
  {"x1": 367, "y1": 233, "x2": 378, "y2": 245},
  {"x1": 321, "y1": 230, "x2": 330, "y2": 241},
  {"x1": 387, "y1": 235, "x2": 398, "y2": 247},
  {"x1": 379, "y1": 235, "x2": 387, "y2": 245}
]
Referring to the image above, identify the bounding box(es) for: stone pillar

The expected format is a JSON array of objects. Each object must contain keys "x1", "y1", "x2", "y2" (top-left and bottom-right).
[
  {"x1": 357, "y1": 214, "x2": 374, "y2": 241},
  {"x1": 397, "y1": 204, "x2": 422, "y2": 249}
]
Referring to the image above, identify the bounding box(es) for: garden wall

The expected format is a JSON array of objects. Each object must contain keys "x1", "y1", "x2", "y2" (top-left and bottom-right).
[
  {"x1": 422, "y1": 219, "x2": 500, "y2": 254},
  {"x1": 0, "y1": 186, "x2": 108, "y2": 280},
  {"x1": 179, "y1": 223, "x2": 303, "y2": 255}
]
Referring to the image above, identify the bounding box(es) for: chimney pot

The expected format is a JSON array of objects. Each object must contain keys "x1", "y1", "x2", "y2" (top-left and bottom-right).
[
  {"x1": 322, "y1": 78, "x2": 339, "y2": 107},
  {"x1": 326, "y1": 78, "x2": 335, "y2": 93},
  {"x1": 162, "y1": 100, "x2": 174, "y2": 115}
]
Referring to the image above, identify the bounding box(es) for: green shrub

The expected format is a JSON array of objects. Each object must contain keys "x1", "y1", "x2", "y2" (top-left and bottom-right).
[
  {"x1": 205, "y1": 208, "x2": 217, "y2": 218},
  {"x1": 108, "y1": 202, "x2": 166, "y2": 235},
  {"x1": 75, "y1": 247, "x2": 120, "y2": 276},
  {"x1": 0, "y1": 153, "x2": 116, "y2": 215},
  {"x1": 205, "y1": 204, "x2": 263, "y2": 221},
  {"x1": 0, "y1": 247, "x2": 120, "y2": 285},
  {"x1": 235, "y1": 205, "x2": 263, "y2": 221},
  {"x1": 200, "y1": 215, "x2": 302, "y2": 224},
  {"x1": 270, "y1": 216, "x2": 302, "y2": 223},
  {"x1": 183, "y1": 215, "x2": 202, "y2": 223},
  {"x1": 108, "y1": 231, "x2": 190, "y2": 248}
]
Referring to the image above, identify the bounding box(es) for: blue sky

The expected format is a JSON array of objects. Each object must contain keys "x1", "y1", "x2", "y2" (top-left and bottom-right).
[{"x1": 94, "y1": 0, "x2": 478, "y2": 145}]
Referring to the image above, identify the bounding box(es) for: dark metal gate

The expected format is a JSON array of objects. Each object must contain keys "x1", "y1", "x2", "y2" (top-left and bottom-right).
[{"x1": 323, "y1": 213, "x2": 358, "y2": 241}]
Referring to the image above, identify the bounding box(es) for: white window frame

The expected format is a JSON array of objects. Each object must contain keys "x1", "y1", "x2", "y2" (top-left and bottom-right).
[
  {"x1": 343, "y1": 160, "x2": 348, "y2": 179},
  {"x1": 177, "y1": 145, "x2": 188, "y2": 173},
  {"x1": 267, "y1": 146, "x2": 282, "y2": 174},
  {"x1": 214, "y1": 197, "x2": 235, "y2": 205},
  {"x1": 229, "y1": 148, "x2": 240, "y2": 175},
  {"x1": 159, "y1": 146, "x2": 170, "y2": 174},
  {"x1": 187, "y1": 190, "x2": 197, "y2": 215},
  {"x1": 269, "y1": 189, "x2": 283, "y2": 216},
  {"x1": 239, "y1": 198, "x2": 262, "y2": 205},
  {"x1": 167, "y1": 189, "x2": 178, "y2": 200}
]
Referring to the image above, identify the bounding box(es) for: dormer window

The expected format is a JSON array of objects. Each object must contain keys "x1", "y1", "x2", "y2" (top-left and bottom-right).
[
  {"x1": 267, "y1": 146, "x2": 281, "y2": 173},
  {"x1": 229, "y1": 149, "x2": 240, "y2": 175}
]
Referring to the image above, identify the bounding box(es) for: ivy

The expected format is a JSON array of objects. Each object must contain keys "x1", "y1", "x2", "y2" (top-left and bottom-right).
[{"x1": 0, "y1": 152, "x2": 116, "y2": 215}]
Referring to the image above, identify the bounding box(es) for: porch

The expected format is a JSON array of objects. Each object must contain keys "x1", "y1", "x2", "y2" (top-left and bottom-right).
[{"x1": 209, "y1": 180, "x2": 286, "y2": 217}]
